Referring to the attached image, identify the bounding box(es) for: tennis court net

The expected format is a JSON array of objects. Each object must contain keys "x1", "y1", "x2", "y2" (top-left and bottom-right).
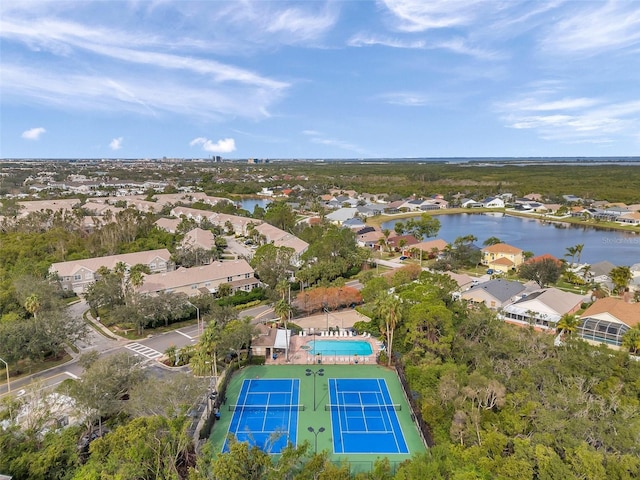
[
  {"x1": 325, "y1": 403, "x2": 401, "y2": 412},
  {"x1": 228, "y1": 404, "x2": 306, "y2": 412}
]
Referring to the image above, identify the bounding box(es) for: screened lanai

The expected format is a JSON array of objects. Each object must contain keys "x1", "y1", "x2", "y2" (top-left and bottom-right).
[{"x1": 577, "y1": 316, "x2": 629, "y2": 347}]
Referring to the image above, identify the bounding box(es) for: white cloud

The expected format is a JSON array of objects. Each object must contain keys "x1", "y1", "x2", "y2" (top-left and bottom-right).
[
  {"x1": 378, "y1": 92, "x2": 430, "y2": 106},
  {"x1": 109, "y1": 137, "x2": 123, "y2": 150},
  {"x1": 0, "y1": 10, "x2": 289, "y2": 121},
  {"x1": 190, "y1": 137, "x2": 236, "y2": 153},
  {"x1": 302, "y1": 130, "x2": 368, "y2": 155},
  {"x1": 2, "y1": 63, "x2": 281, "y2": 120},
  {"x1": 21, "y1": 127, "x2": 46, "y2": 140},
  {"x1": 541, "y1": 2, "x2": 640, "y2": 56},
  {"x1": 381, "y1": 0, "x2": 486, "y2": 32},
  {"x1": 348, "y1": 33, "x2": 425, "y2": 49},
  {"x1": 266, "y1": 6, "x2": 337, "y2": 40},
  {"x1": 496, "y1": 86, "x2": 640, "y2": 144}
]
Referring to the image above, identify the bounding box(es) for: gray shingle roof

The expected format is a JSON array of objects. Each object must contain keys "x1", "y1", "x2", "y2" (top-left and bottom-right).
[{"x1": 469, "y1": 278, "x2": 526, "y2": 302}]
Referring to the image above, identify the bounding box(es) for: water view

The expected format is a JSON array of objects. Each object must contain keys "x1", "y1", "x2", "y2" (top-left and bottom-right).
[
  {"x1": 381, "y1": 213, "x2": 640, "y2": 266},
  {"x1": 237, "y1": 198, "x2": 271, "y2": 212}
]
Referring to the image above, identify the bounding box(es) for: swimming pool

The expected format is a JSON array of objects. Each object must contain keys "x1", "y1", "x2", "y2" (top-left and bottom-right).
[{"x1": 308, "y1": 340, "x2": 373, "y2": 355}]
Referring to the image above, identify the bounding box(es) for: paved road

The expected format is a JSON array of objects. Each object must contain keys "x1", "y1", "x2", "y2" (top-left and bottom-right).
[{"x1": 0, "y1": 300, "x2": 279, "y2": 398}]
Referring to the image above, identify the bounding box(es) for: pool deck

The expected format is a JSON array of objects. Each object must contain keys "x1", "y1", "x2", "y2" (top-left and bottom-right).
[
  {"x1": 265, "y1": 308, "x2": 384, "y2": 366},
  {"x1": 268, "y1": 333, "x2": 383, "y2": 366}
]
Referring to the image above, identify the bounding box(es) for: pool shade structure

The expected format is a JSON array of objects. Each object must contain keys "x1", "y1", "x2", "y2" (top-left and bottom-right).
[{"x1": 305, "y1": 367, "x2": 324, "y2": 411}]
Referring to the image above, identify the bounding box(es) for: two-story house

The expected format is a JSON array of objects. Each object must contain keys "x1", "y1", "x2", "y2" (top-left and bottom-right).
[
  {"x1": 50, "y1": 249, "x2": 172, "y2": 294},
  {"x1": 482, "y1": 243, "x2": 524, "y2": 273}
]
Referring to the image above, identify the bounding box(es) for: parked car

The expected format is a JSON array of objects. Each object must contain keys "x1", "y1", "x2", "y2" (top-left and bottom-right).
[{"x1": 399, "y1": 255, "x2": 408, "y2": 260}]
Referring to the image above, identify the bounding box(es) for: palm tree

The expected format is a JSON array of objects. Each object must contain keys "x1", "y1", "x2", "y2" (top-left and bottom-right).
[
  {"x1": 24, "y1": 293, "x2": 41, "y2": 319},
  {"x1": 382, "y1": 229, "x2": 391, "y2": 253},
  {"x1": 191, "y1": 322, "x2": 222, "y2": 378},
  {"x1": 483, "y1": 236, "x2": 502, "y2": 246},
  {"x1": 375, "y1": 293, "x2": 402, "y2": 367},
  {"x1": 565, "y1": 245, "x2": 578, "y2": 267},
  {"x1": 575, "y1": 244, "x2": 584, "y2": 264},
  {"x1": 556, "y1": 313, "x2": 579, "y2": 336},
  {"x1": 274, "y1": 299, "x2": 292, "y2": 361},
  {"x1": 621, "y1": 327, "x2": 640, "y2": 355},
  {"x1": 609, "y1": 266, "x2": 632, "y2": 295}
]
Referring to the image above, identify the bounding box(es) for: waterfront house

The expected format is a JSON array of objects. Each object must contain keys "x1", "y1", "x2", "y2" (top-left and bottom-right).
[
  {"x1": 412, "y1": 239, "x2": 449, "y2": 258},
  {"x1": 481, "y1": 243, "x2": 525, "y2": 272},
  {"x1": 482, "y1": 197, "x2": 505, "y2": 208}
]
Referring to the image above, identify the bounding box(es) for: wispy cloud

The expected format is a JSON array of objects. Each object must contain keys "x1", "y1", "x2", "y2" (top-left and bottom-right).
[
  {"x1": 378, "y1": 92, "x2": 430, "y2": 106},
  {"x1": 21, "y1": 127, "x2": 46, "y2": 140},
  {"x1": 348, "y1": 33, "x2": 425, "y2": 49},
  {"x1": 2, "y1": 63, "x2": 281, "y2": 120},
  {"x1": 0, "y1": 6, "x2": 290, "y2": 121},
  {"x1": 190, "y1": 137, "x2": 236, "y2": 154},
  {"x1": 302, "y1": 130, "x2": 368, "y2": 155},
  {"x1": 109, "y1": 137, "x2": 123, "y2": 151},
  {"x1": 541, "y1": 2, "x2": 640, "y2": 56},
  {"x1": 265, "y1": 6, "x2": 338, "y2": 41},
  {"x1": 381, "y1": 0, "x2": 486, "y2": 32},
  {"x1": 496, "y1": 85, "x2": 640, "y2": 144}
]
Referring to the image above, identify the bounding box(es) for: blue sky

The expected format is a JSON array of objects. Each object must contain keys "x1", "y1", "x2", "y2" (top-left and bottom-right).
[{"x1": 2, "y1": 1, "x2": 640, "y2": 159}]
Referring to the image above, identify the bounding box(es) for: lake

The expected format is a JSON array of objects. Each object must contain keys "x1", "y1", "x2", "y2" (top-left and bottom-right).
[
  {"x1": 236, "y1": 198, "x2": 271, "y2": 212},
  {"x1": 381, "y1": 213, "x2": 640, "y2": 266}
]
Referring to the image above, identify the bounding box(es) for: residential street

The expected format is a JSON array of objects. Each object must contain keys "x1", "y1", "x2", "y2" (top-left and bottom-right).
[{"x1": 0, "y1": 301, "x2": 278, "y2": 398}]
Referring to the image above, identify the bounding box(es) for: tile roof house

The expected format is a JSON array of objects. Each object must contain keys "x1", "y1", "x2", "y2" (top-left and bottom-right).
[
  {"x1": 17, "y1": 199, "x2": 81, "y2": 218},
  {"x1": 357, "y1": 229, "x2": 385, "y2": 249},
  {"x1": 412, "y1": 239, "x2": 449, "y2": 257},
  {"x1": 254, "y1": 223, "x2": 309, "y2": 265},
  {"x1": 169, "y1": 207, "x2": 255, "y2": 235},
  {"x1": 443, "y1": 271, "x2": 476, "y2": 291},
  {"x1": 577, "y1": 297, "x2": 640, "y2": 348},
  {"x1": 387, "y1": 234, "x2": 420, "y2": 252},
  {"x1": 137, "y1": 259, "x2": 257, "y2": 296},
  {"x1": 501, "y1": 288, "x2": 587, "y2": 329},
  {"x1": 181, "y1": 228, "x2": 216, "y2": 251},
  {"x1": 460, "y1": 278, "x2": 528, "y2": 309},
  {"x1": 50, "y1": 249, "x2": 172, "y2": 294},
  {"x1": 155, "y1": 217, "x2": 181, "y2": 233},
  {"x1": 482, "y1": 243, "x2": 525, "y2": 272}
]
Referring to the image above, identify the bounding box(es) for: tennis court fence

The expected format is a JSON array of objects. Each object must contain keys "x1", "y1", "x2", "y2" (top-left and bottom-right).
[
  {"x1": 228, "y1": 404, "x2": 306, "y2": 412},
  {"x1": 324, "y1": 403, "x2": 402, "y2": 412}
]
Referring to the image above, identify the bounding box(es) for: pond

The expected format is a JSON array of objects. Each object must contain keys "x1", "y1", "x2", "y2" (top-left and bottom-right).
[
  {"x1": 236, "y1": 198, "x2": 271, "y2": 212},
  {"x1": 381, "y1": 213, "x2": 640, "y2": 266}
]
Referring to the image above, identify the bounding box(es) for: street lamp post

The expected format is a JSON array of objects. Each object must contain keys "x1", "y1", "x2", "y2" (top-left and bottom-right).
[
  {"x1": 186, "y1": 300, "x2": 202, "y2": 335},
  {"x1": 305, "y1": 367, "x2": 324, "y2": 411},
  {"x1": 0, "y1": 356, "x2": 10, "y2": 393},
  {"x1": 307, "y1": 426, "x2": 325, "y2": 454}
]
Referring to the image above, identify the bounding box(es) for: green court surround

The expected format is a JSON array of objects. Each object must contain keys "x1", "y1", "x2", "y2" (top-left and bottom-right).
[{"x1": 209, "y1": 364, "x2": 428, "y2": 473}]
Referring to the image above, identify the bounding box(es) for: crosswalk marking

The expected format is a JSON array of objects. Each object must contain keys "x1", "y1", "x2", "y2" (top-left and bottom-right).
[{"x1": 125, "y1": 342, "x2": 163, "y2": 360}]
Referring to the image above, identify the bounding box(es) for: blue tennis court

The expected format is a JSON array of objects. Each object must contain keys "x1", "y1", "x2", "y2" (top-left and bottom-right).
[
  {"x1": 328, "y1": 378, "x2": 409, "y2": 454},
  {"x1": 223, "y1": 378, "x2": 300, "y2": 453}
]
